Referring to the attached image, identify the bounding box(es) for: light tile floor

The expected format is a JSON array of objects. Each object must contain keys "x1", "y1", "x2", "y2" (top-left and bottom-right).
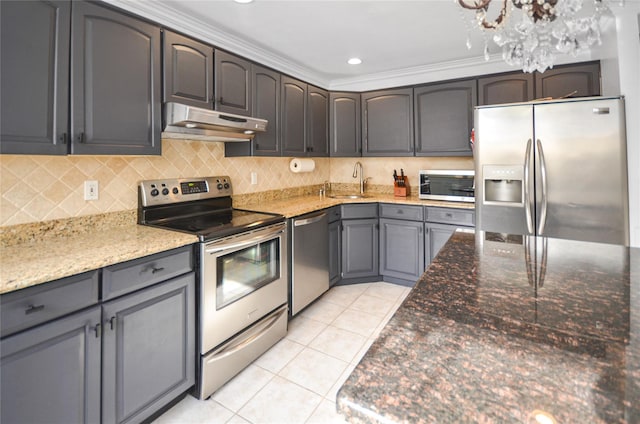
[{"x1": 154, "y1": 281, "x2": 411, "y2": 424}]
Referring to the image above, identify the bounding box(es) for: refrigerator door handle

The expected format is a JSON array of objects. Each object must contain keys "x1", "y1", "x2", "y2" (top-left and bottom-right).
[
  {"x1": 524, "y1": 138, "x2": 534, "y2": 234},
  {"x1": 537, "y1": 139, "x2": 548, "y2": 235}
]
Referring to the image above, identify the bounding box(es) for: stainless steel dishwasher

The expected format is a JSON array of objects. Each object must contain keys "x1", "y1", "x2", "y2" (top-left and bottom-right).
[{"x1": 290, "y1": 210, "x2": 329, "y2": 316}]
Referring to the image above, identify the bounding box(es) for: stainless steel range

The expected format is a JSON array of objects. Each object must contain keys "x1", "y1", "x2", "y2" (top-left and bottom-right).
[{"x1": 138, "y1": 176, "x2": 288, "y2": 400}]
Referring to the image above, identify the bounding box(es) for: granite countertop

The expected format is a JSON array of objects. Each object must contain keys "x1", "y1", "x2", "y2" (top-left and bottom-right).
[
  {"x1": 337, "y1": 230, "x2": 639, "y2": 423},
  {"x1": 241, "y1": 193, "x2": 474, "y2": 218},
  {"x1": 0, "y1": 211, "x2": 198, "y2": 295}
]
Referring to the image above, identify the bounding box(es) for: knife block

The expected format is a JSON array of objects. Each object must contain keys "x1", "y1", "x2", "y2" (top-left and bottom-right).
[{"x1": 394, "y1": 181, "x2": 408, "y2": 197}]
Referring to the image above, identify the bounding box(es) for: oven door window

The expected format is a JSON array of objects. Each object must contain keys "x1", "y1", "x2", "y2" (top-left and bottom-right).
[{"x1": 216, "y1": 238, "x2": 280, "y2": 309}]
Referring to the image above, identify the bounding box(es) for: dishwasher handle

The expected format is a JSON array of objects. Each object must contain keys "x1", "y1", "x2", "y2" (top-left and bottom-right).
[{"x1": 293, "y1": 212, "x2": 327, "y2": 227}]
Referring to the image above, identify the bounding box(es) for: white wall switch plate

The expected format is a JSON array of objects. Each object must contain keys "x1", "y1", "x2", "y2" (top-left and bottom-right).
[{"x1": 84, "y1": 180, "x2": 99, "y2": 200}]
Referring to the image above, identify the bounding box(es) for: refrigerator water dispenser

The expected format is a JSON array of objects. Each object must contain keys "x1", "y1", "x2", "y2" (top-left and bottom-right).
[{"x1": 483, "y1": 165, "x2": 524, "y2": 205}]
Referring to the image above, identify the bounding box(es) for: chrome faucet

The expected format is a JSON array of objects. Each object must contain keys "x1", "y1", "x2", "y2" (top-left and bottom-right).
[{"x1": 353, "y1": 161, "x2": 365, "y2": 195}]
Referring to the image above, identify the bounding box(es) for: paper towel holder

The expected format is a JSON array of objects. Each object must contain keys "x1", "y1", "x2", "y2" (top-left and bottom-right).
[{"x1": 289, "y1": 158, "x2": 315, "y2": 173}]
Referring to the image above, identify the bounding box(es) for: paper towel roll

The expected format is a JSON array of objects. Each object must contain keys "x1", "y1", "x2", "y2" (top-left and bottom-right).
[{"x1": 289, "y1": 158, "x2": 315, "y2": 173}]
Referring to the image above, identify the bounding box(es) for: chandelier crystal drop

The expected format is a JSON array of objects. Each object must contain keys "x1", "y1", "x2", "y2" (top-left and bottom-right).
[{"x1": 458, "y1": 0, "x2": 611, "y2": 73}]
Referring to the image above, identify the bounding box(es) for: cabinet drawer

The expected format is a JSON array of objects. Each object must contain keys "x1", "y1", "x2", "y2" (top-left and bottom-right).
[
  {"x1": 425, "y1": 207, "x2": 475, "y2": 226},
  {"x1": 341, "y1": 203, "x2": 378, "y2": 219},
  {"x1": 1, "y1": 271, "x2": 99, "y2": 337},
  {"x1": 102, "y1": 246, "x2": 193, "y2": 300},
  {"x1": 327, "y1": 206, "x2": 341, "y2": 223},
  {"x1": 379, "y1": 203, "x2": 423, "y2": 221}
]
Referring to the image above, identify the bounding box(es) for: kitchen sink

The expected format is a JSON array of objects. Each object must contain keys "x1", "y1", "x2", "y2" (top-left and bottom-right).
[{"x1": 327, "y1": 194, "x2": 371, "y2": 199}]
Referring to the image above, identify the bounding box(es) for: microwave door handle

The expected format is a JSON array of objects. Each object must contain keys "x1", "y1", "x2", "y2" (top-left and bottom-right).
[{"x1": 524, "y1": 138, "x2": 534, "y2": 234}]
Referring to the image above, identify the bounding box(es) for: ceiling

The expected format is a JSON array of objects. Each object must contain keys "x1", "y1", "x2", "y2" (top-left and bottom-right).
[{"x1": 106, "y1": 0, "x2": 603, "y2": 90}]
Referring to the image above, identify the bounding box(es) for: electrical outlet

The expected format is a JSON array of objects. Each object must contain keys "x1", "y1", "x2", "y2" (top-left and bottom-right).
[
  {"x1": 84, "y1": 180, "x2": 99, "y2": 200},
  {"x1": 251, "y1": 172, "x2": 258, "y2": 185}
]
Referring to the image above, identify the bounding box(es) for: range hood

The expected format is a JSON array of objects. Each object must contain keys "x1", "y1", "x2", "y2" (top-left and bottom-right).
[{"x1": 162, "y1": 102, "x2": 268, "y2": 142}]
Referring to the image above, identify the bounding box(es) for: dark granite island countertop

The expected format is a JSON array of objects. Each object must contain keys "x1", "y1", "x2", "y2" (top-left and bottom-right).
[{"x1": 337, "y1": 230, "x2": 639, "y2": 424}]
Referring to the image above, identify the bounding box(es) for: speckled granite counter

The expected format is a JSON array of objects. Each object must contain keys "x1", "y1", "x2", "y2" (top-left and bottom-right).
[
  {"x1": 239, "y1": 193, "x2": 473, "y2": 218},
  {"x1": 0, "y1": 211, "x2": 197, "y2": 295},
  {"x1": 337, "y1": 230, "x2": 639, "y2": 423}
]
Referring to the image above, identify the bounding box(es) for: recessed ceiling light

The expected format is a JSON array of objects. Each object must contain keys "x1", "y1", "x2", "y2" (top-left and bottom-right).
[
  {"x1": 233, "y1": 0, "x2": 254, "y2": 3},
  {"x1": 347, "y1": 58, "x2": 362, "y2": 65}
]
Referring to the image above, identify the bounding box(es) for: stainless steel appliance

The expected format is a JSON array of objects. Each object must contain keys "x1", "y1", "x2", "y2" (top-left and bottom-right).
[
  {"x1": 475, "y1": 96, "x2": 629, "y2": 245},
  {"x1": 419, "y1": 170, "x2": 475, "y2": 202},
  {"x1": 162, "y1": 102, "x2": 268, "y2": 142},
  {"x1": 290, "y1": 211, "x2": 329, "y2": 316},
  {"x1": 138, "y1": 176, "x2": 288, "y2": 400}
]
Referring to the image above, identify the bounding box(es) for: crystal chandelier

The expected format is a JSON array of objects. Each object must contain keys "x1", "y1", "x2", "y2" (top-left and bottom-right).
[{"x1": 458, "y1": 0, "x2": 611, "y2": 73}]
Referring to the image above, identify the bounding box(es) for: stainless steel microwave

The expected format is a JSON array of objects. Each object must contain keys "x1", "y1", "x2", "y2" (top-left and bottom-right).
[{"x1": 419, "y1": 170, "x2": 475, "y2": 202}]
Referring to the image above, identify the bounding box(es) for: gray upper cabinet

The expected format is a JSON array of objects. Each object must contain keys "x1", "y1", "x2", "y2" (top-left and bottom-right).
[
  {"x1": 252, "y1": 65, "x2": 281, "y2": 156},
  {"x1": 163, "y1": 30, "x2": 214, "y2": 109},
  {"x1": 329, "y1": 92, "x2": 361, "y2": 157},
  {"x1": 414, "y1": 79, "x2": 476, "y2": 156},
  {"x1": 535, "y1": 61, "x2": 601, "y2": 99},
  {"x1": 362, "y1": 88, "x2": 414, "y2": 156},
  {"x1": 71, "y1": 1, "x2": 161, "y2": 155},
  {"x1": 214, "y1": 50, "x2": 252, "y2": 116},
  {"x1": 478, "y1": 73, "x2": 535, "y2": 105},
  {"x1": 307, "y1": 85, "x2": 329, "y2": 156},
  {"x1": 1, "y1": 0, "x2": 70, "y2": 155},
  {"x1": 281, "y1": 76, "x2": 307, "y2": 156}
]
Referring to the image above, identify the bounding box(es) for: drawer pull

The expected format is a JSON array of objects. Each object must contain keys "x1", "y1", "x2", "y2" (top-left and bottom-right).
[
  {"x1": 150, "y1": 267, "x2": 165, "y2": 274},
  {"x1": 446, "y1": 213, "x2": 453, "y2": 218},
  {"x1": 25, "y1": 304, "x2": 45, "y2": 315}
]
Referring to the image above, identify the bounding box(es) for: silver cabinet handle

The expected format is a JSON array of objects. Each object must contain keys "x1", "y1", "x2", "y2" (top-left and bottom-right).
[
  {"x1": 537, "y1": 139, "x2": 548, "y2": 235},
  {"x1": 524, "y1": 138, "x2": 534, "y2": 234}
]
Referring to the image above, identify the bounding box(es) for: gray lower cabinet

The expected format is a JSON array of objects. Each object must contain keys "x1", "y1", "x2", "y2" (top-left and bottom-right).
[
  {"x1": 328, "y1": 206, "x2": 342, "y2": 286},
  {"x1": 0, "y1": 247, "x2": 195, "y2": 424},
  {"x1": 341, "y1": 204, "x2": 379, "y2": 280},
  {"x1": 71, "y1": 1, "x2": 162, "y2": 155},
  {"x1": 163, "y1": 30, "x2": 214, "y2": 109},
  {"x1": 361, "y1": 88, "x2": 414, "y2": 156},
  {"x1": 414, "y1": 79, "x2": 476, "y2": 157},
  {"x1": 102, "y1": 273, "x2": 195, "y2": 424},
  {"x1": 379, "y1": 204, "x2": 425, "y2": 283},
  {"x1": 0, "y1": 0, "x2": 70, "y2": 155},
  {"x1": 329, "y1": 92, "x2": 361, "y2": 157},
  {"x1": 1, "y1": 306, "x2": 102, "y2": 424},
  {"x1": 424, "y1": 207, "x2": 475, "y2": 264}
]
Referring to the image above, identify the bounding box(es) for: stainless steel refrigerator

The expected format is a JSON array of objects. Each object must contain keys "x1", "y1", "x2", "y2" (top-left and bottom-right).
[{"x1": 475, "y1": 96, "x2": 629, "y2": 245}]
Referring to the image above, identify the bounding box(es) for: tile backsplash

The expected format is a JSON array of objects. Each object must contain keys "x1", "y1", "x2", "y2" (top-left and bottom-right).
[{"x1": 0, "y1": 139, "x2": 472, "y2": 226}]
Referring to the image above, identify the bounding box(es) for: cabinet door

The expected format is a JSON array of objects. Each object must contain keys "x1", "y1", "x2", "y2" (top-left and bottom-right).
[
  {"x1": 342, "y1": 219, "x2": 379, "y2": 279},
  {"x1": 1, "y1": 307, "x2": 101, "y2": 424},
  {"x1": 281, "y1": 76, "x2": 307, "y2": 156},
  {"x1": 71, "y1": 2, "x2": 161, "y2": 155},
  {"x1": 535, "y1": 62, "x2": 601, "y2": 99},
  {"x1": 215, "y1": 50, "x2": 252, "y2": 116},
  {"x1": 478, "y1": 73, "x2": 534, "y2": 105},
  {"x1": 307, "y1": 85, "x2": 329, "y2": 156},
  {"x1": 252, "y1": 65, "x2": 281, "y2": 156},
  {"x1": 415, "y1": 80, "x2": 476, "y2": 156},
  {"x1": 425, "y1": 222, "x2": 459, "y2": 264},
  {"x1": 0, "y1": 0, "x2": 70, "y2": 155},
  {"x1": 102, "y1": 273, "x2": 195, "y2": 424},
  {"x1": 330, "y1": 92, "x2": 361, "y2": 157},
  {"x1": 380, "y1": 219, "x2": 425, "y2": 281},
  {"x1": 329, "y1": 220, "x2": 342, "y2": 286},
  {"x1": 362, "y1": 88, "x2": 414, "y2": 156},
  {"x1": 163, "y1": 30, "x2": 214, "y2": 109}
]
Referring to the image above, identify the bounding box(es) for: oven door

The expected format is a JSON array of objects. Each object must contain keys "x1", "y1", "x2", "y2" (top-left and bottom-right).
[{"x1": 200, "y1": 222, "x2": 288, "y2": 354}]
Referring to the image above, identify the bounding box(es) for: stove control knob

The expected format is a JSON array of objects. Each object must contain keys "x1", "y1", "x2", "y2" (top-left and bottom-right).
[
  {"x1": 172, "y1": 187, "x2": 179, "y2": 194},
  {"x1": 217, "y1": 183, "x2": 223, "y2": 190},
  {"x1": 223, "y1": 183, "x2": 230, "y2": 189},
  {"x1": 162, "y1": 188, "x2": 169, "y2": 196},
  {"x1": 150, "y1": 188, "x2": 159, "y2": 197}
]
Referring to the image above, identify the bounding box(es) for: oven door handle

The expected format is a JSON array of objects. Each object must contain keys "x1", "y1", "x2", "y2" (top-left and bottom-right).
[{"x1": 205, "y1": 224, "x2": 285, "y2": 254}]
